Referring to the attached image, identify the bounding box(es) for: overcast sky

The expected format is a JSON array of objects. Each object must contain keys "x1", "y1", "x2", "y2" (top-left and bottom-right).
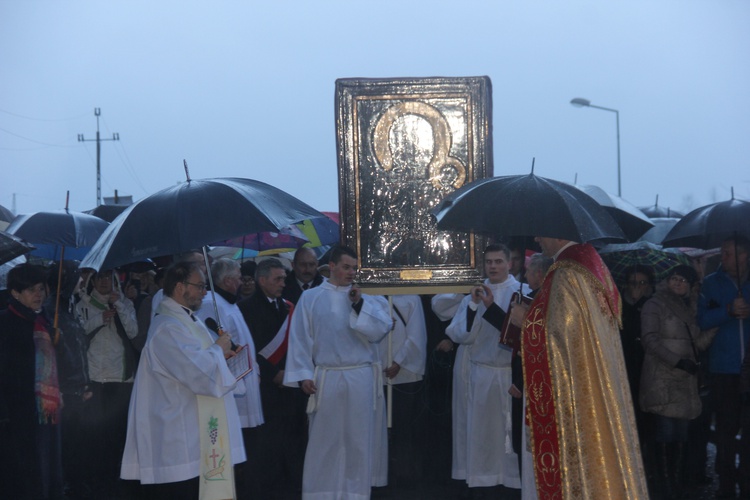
[{"x1": 2, "y1": 0, "x2": 748, "y2": 218}]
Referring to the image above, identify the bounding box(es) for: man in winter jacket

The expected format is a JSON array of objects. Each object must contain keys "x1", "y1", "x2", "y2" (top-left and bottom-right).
[{"x1": 698, "y1": 235, "x2": 750, "y2": 498}]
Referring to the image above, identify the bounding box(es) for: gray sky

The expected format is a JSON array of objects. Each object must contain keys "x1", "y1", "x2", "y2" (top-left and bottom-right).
[{"x1": 2, "y1": 0, "x2": 748, "y2": 217}]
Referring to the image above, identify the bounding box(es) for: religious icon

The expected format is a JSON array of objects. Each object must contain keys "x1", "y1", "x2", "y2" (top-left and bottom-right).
[{"x1": 336, "y1": 76, "x2": 493, "y2": 292}]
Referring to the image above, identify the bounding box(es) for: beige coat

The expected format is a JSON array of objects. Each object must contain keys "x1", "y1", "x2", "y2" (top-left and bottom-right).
[{"x1": 639, "y1": 285, "x2": 716, "y2": 419}]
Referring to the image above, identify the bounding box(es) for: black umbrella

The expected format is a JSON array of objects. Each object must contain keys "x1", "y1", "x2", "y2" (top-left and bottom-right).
[
  {"x1": 85, "y1": 204, "x2": 129, "y2": 223},
  {"x1": 661, "y1": 196, "x2": 750, "y2": 249},
  {"x1": 6, "y1": 197, "x2": 110, "y2": 340},
  {"x1": 7, "y1": 209, "x2": 109, "y2": 250},
  {"x1": 638, "y1": 195, "x2": 684, "y2": 219},
  {"x1": 0, "y1": 230, "x2": 35, "y2": 266},
  {"x1": 638, "y1": 217, "x2": 680, "y2": 245},
  {"x1": 80, "y1": 175, "x2": 331, "y2": 272},
  {"x1": 0, "y1": 204, "x2": 15, "y2": 230},
  {"x1": 432, "y1": 172, "x2": 626, "y2": 243},
  {"x1": 575, "y1": 185, "x2": 653, "y2": 242}
]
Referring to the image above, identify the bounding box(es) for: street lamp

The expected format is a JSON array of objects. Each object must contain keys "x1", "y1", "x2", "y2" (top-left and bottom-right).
[{"x1": 570, "y1": 97, "x2": 621, "y2": 197}]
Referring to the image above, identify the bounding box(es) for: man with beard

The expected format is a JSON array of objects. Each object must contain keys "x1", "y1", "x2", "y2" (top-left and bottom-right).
[
  {"x1": 195, "y1": 258, "x2": 263, "y2": 500},
  {"x1": 120, "y1": 261, "x2": 245, "y2": 500}
]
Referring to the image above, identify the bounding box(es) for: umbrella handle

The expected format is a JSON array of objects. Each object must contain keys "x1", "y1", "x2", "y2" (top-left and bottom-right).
[{"x1": 52, "y1": 246, "x2": 65, "y2": 345}]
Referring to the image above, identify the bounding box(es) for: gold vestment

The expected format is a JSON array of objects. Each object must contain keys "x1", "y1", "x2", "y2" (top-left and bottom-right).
[{"x1": 522, "y1": 244, "x2": 649, "y2": 499}]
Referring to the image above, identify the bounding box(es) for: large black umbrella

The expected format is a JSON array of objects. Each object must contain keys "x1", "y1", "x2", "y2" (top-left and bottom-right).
[
  {"x1": 575, "y1": 185, "x2": 653, "y2": 242},
  {"x1": 0, "y1": 230, "x2": 35, "y2": 266},
  {"x1": 432, "y1": 172, "x2": 626, "y2": 243},
  {"x1": 80, "y1": 176, "x2": 330, "y2": 272},
  {"x1": 661, "y1": 196, "x2": 750, "y2": 249}
]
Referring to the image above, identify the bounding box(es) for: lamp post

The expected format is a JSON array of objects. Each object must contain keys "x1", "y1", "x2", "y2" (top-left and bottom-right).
[{"x1": 570, "y1": 97, "x2": 621, "y2": 197}]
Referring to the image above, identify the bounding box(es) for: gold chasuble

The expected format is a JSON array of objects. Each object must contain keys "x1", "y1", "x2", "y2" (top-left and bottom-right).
[{"x1": 522, "y1": 243, "x2": 648, "y2": 499}]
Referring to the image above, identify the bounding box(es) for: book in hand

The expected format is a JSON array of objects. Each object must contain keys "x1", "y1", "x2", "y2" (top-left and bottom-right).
[
  {"x1": 227, "y1": 344, "x2": 253, "y2": 381},
  {"x1": 499, "y1": 292, "x2": 533, "y2": 353}
]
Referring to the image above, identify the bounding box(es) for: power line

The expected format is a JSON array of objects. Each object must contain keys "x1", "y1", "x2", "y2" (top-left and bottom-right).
[
  {"x1": 0, "y1": 124, "x2": 76, "y2": 148},
  {"x1": 0, "y1": 108, "x2": 90, "y2": 122},
  {"x1": 78, "y1": 108, "x2": 119, "y2": 207},
  {"x1": 101, "y1": 116, "x2": 150, "y2": 196}
]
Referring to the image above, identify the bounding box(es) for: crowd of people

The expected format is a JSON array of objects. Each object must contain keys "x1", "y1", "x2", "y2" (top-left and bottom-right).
[{"x1": 1, "y1": 234, "x2": 749, "y2": 499}]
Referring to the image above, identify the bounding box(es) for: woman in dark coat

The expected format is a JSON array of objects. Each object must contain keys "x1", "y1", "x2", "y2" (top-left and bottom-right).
[
  {"x1": 640, "y1": 264, "x2": 716, "y2": 500},
  {"x1": 0, "y1": 263, "x2": 63, "y2": 499}
]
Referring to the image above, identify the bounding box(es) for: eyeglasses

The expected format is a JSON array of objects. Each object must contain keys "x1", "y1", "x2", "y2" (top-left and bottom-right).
[
  {"x1": 669, "y1": 276, "x2": 689, "y2": 284},
  {"x1": 628, "y1": 280, "x2": 649, "y2": 286},
  {"x1": 183, "y1": 281, "x2": 208, "y2": 291}
]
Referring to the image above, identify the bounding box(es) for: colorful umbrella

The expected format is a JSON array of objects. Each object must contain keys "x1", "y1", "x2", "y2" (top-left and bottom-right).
[{"x1": 296, "y1": 211, "x2": 340, "y2": 248}]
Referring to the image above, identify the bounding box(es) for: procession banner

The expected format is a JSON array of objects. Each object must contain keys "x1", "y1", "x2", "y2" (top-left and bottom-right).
[{"x1": 336, "y1": 76, "x2": 493, "y2": 294}]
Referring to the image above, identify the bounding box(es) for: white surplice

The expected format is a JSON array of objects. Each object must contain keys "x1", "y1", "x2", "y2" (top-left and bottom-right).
[
  {"x1": 120, "y1": 296, "x2": 245, "y2": 484},
  {"x1": 446, "y1": 276, "x2": 530, "y2": 488},
  {"x1": 378, "y1": 294, "x2": 427, "y2": 384},
  {"x1": 432, "y1": 292, "x2": 471, "y2": 480},
  {"x1": 283, "y1": 281, "x2": 392, "y2": 500},
  {"x1": 196, "y1": 293, "x2": 263, "y2": 428}
]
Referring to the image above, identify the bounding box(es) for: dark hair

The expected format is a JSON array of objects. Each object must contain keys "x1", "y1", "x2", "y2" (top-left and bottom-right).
[
  {"x1": 47, "y1": 260, "x2": 81, "y2": 299},
  {"x1": 484, "y1": 243, "x2": 510, "y2": 260},
  {"x1": 293, "y1": 247, "x2": 317, "y2": 264},
  {"x1": 668, "y1": 264, "x2": 698, "y2": 286},
  {"x1": 256, "y1": 258, "x2": 285, "y2": 281},
  {"x1": 625, "y1": 265, "x2": 655, "y2": 285},
  {"x1": 7, "y1": 263, "x2": 48, "y2": 293},
  {"x1": 330, "y1": 245, "x2": 357, "y2": 264},
  {"x1": 240, "y1": 260, "x2": 257, "y2": 277},
  {"x1": 163, "y1": 261, "x2": 201, "y2": 297},
  {"x1": 723, "y1": 235, "x2": 750, "y2": 255}
]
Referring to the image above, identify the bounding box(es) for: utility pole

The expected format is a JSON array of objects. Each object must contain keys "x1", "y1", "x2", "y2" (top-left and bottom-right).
[{"x1": 78, "y1": 108, "x2": 119, "y2": 206}]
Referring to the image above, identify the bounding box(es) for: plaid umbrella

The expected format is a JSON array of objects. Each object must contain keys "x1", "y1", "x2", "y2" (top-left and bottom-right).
[
  {"x1": 598, "y1": 241, "x2": 691, "y2": 286},
  {"x1": 0, "y1": 230, "x2": 35, "y2": 266}
]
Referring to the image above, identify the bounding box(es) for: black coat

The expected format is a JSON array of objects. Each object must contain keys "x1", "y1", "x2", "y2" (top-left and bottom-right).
[
  {"x1": 0, "y1": 299, "x2": 58, "y2": 499},
  {"x1": 281, "y1": 272, "x2": 324, "y2": 305},
  {"x1": 238, "y1": 292, "x2": 306, "y2": 418}
]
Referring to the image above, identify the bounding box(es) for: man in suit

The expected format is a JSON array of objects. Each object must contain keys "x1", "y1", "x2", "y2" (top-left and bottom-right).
[
  {"x1": 282, "y1": 248, "x2": 324, "y2": 304},
  {"x1": 239, "y1": 258, "x2": 307, "y2": 498}
]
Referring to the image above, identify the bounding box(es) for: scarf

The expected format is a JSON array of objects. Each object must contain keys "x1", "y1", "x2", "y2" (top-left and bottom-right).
[{"x1": 9, "y1": 300, "x2": 61, "y2": 425}]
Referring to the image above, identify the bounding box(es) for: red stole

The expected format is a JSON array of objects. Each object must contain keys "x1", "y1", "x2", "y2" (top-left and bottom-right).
[{"x1": 521, "y1": 243, "x2": 620, "y2": 499}]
